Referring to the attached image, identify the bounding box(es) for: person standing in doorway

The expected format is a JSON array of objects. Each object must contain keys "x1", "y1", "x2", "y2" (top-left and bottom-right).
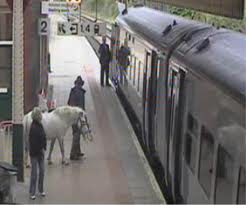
[
  {"x1": 68, "y1": 76, "x2": 86, "y2": 160},
  {"x1": 98, "y1": 36, "x2": 112, "y2": 86},
  {"x1": 29, "y1": 107, "x2": 47, "y2": 200},
  {"x1": 117, "y1": 39, "x2": 131, "y2": 84}
]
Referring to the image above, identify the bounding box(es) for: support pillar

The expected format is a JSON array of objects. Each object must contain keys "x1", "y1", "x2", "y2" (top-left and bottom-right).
[{"x1": 12, "y1": 0, "x2": 24, "y2": 182}]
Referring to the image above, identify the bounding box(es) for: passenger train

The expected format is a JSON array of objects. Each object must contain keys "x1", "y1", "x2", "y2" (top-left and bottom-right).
[{"x1": 109, "y1": 5, "x2": 246, "y2": 204}]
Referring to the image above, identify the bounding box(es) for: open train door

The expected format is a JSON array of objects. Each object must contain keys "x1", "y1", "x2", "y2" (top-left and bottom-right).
[
  {"x1": 143, "y1": 50, "x2": 158, "y2": 153},
  {"x1": 167, "y1": 60, "x2": 187, "y2": 202},
  {"x1": 110, "y1": 23, "x2": 120, "y2": 85}
]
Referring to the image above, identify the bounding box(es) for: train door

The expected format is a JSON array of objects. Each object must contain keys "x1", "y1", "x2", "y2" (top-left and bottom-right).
[
  {"x1": 167, "y1": 61, "x2": 186, "y2": 202},
  {"x1": 142, "y1": 50, "x2": 152, "y2": 149},
  {"x1": 155, "y1": 53, "x2": 170, "y2": 186},
  {"x1": 147, "y1": 51, "x2": 158, "y2": 154},
  {"x1": 153, "y1": 54, "x2": 165, "y2": 152},
  {"x1": 110, "y1": 23, "x2": 120, "y2": 84}
]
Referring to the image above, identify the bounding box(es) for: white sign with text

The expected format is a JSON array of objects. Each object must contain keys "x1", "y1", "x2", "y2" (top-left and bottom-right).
[
  {"x1": 41, "y1": 1, "x2": 80, "y2": 14},
  {"x1": 57, "y1": 21, "x2": 107, "y2": 36}
]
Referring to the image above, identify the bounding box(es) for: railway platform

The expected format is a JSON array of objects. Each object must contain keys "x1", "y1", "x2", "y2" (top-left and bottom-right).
[{"x1": 14, "y1": 15, "x2": 165, "y2": 204}]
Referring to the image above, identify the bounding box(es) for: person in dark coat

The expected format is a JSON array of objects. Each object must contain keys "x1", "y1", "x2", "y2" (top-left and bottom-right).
[
  {"x1": 68, "y1": 76, "x2": 86, "y2": 160},
  {"x1": 98, "y1": 36, "x2": 111, "y2": 86},
  {"x1": 117, "y1": 39, "x2": 131, "y2": 84},
  {"x1": 29, "y1": 107, "x2": 47, "y2": 200}
]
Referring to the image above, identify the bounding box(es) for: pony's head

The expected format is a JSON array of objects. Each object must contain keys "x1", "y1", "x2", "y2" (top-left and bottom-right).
[{"x1": 53, "y1": 106, "x2": 92, "y2": 141}]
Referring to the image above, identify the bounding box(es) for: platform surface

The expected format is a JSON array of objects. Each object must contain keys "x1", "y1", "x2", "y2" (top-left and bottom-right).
[{"x1": 15, "y1": 14, "x2": 165, "y2": 204}]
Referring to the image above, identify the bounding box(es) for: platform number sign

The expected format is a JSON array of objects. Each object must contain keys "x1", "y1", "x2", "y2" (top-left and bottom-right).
[{"x1": 38, "y1": 18, "x2": 50, "y2": 36}]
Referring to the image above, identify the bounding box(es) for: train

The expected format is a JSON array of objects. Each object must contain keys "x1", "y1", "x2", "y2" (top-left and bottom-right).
[{"x1": 108, "y1": 5, "x2": 246, "y2": 204}]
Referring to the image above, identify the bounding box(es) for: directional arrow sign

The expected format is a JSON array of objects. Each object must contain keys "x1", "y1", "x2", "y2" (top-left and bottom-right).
[
  {"x1": 70, "y1": 23, "x2": 78, "y2": 35},
  {"x1": 58, "y1": 23, "x2": 67, "y2": 35},
  {"x1": 57, "y1": 22, "x2": 71, "y2": 35},
  {"x1": 57, "y1": 22, "x2": 107, "y2": 36}
]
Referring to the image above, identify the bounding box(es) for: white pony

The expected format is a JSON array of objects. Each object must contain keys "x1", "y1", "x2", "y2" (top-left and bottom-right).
[{"x1": 23, "y1": 106, "x2": 93, "y2": 167}]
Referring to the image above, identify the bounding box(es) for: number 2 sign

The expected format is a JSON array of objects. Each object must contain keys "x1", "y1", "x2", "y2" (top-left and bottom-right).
[{"x1": 38, "y1": 18, "x2": 50, "y2": 36}]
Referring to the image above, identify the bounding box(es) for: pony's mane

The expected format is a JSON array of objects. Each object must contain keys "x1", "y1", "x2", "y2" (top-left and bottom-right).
[{"x1": 53, "y1": 106, "x2": 85, "y2": 118}]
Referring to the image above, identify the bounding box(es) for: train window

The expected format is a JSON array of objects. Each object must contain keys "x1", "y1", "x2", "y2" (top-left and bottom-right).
[
  {"x1": 185, "y1": 133, "x2": 197, "y2": 173},
  {"x1": 137, "y1": 60, "x2": 141, "y2": 92},
  {"x1": 132, "y1": 37, "x2": 135, "y2": 44},
  {"x1": 129, "y1": 34, "x2": 131, "y2": 41},
  {"x1": 215, "y1": 146, "x2": 234, "y2": 204},
  {"x1": 199, "y1": 126, "x2": 214, "y2": 197},
  {"x1": 139, "y1": 61, "x2": 144, "y2": 95},
  {"x1": 237, "y1": 167, "x2": 245, "y2": 204},
  {"x1": 133, "y1": 56, "x2": 137, "y2": 86},
  {"x1": 187, "y1": 114, "x2": 199, "y2": 137}
]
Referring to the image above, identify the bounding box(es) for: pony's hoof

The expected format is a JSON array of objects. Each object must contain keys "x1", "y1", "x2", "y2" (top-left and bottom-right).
[{"x1": 48, "y1": 161, "x2": 53, "y2": 165}]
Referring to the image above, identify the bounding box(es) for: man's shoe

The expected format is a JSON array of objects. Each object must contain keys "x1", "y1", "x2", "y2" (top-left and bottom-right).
[
  {"x1": 40, "y1": 192, "x2": 46, "y2": 197},
  {"x1": 70, "y1": 156, "x2": 79, "y2": 160},
  {"x1": 30, "y1": 195, "x2": 36, "y2": 200},
  {"x1": 78, "y1": 153, "x2": 85, "y2": 157}
]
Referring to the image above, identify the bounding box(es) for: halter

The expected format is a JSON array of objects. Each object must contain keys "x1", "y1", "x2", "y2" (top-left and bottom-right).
[{"x1": 77, "y1": 114, "x2": 93, "y2": 142}]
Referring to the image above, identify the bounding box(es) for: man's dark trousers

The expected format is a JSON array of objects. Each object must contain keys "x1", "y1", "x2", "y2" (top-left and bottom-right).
[{"x1": 101, "y1": 64, "x2": 109, "y2": 86}]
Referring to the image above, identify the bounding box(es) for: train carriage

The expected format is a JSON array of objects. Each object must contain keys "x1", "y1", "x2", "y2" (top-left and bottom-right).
[
  {"x1": 171, "y1": 28, "x2": 246, "y2": 204},
  {"x1": 110, "y1": 5, "x2": 246, "y2": 204}
]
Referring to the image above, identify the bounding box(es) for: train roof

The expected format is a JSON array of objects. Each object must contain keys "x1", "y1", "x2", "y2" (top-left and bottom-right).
[
  {"x1": 117, "y1": 6, "x2": 246, "y2": 103},
  {"x1": 174, "y1": 29, "x2": 246, "y2": 103},
  {"x1": 117, "y1": 7, "x2": 211, "y2": 50}
]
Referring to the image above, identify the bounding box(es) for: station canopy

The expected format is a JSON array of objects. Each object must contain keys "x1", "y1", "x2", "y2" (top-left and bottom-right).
[{"x1": 160, "y1": 0, "x2": 245, "y2": 19}]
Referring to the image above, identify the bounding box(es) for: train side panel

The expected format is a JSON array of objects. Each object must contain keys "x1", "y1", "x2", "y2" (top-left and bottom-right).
[{"x1": 175, "y1": 64, "x2": 246, "y2": 204}]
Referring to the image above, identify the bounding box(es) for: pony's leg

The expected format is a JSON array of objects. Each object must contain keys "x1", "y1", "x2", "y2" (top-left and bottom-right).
[
  {"x1": 47, "y1": 138, "x2": 56, "y2": 165},
  {"x1": 25, "y1": 148, "x2": 30, "y2": 168},
  {"x1": 58, "y1": 138, "x2": 69, "y2": 165},
  {"x1": 24, "y1": 139, "x2": 30, "y2": 168}
]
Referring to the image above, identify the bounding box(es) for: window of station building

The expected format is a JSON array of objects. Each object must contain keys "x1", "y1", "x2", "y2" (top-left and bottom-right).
[
  {"x1": 237, "y1": 167, "x2": 246, "y2": 204},
  {"x1": 0, "y1": 45, "x2": 12, "y2": 88},
  {"x1": 0, "y1": 1, "x2": 12, "y2": 41},
  {"x1": 199, "y1": 126, "x2": 215, "y2": 197},
  {"x1": 215, "y1": 146, "x2": 234, "y2": 204}
]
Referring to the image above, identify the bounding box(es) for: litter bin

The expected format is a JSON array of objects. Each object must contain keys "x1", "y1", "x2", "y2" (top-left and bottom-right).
[{"x1": 0, "y1": 162, "x2": 17, "y2": 204}]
